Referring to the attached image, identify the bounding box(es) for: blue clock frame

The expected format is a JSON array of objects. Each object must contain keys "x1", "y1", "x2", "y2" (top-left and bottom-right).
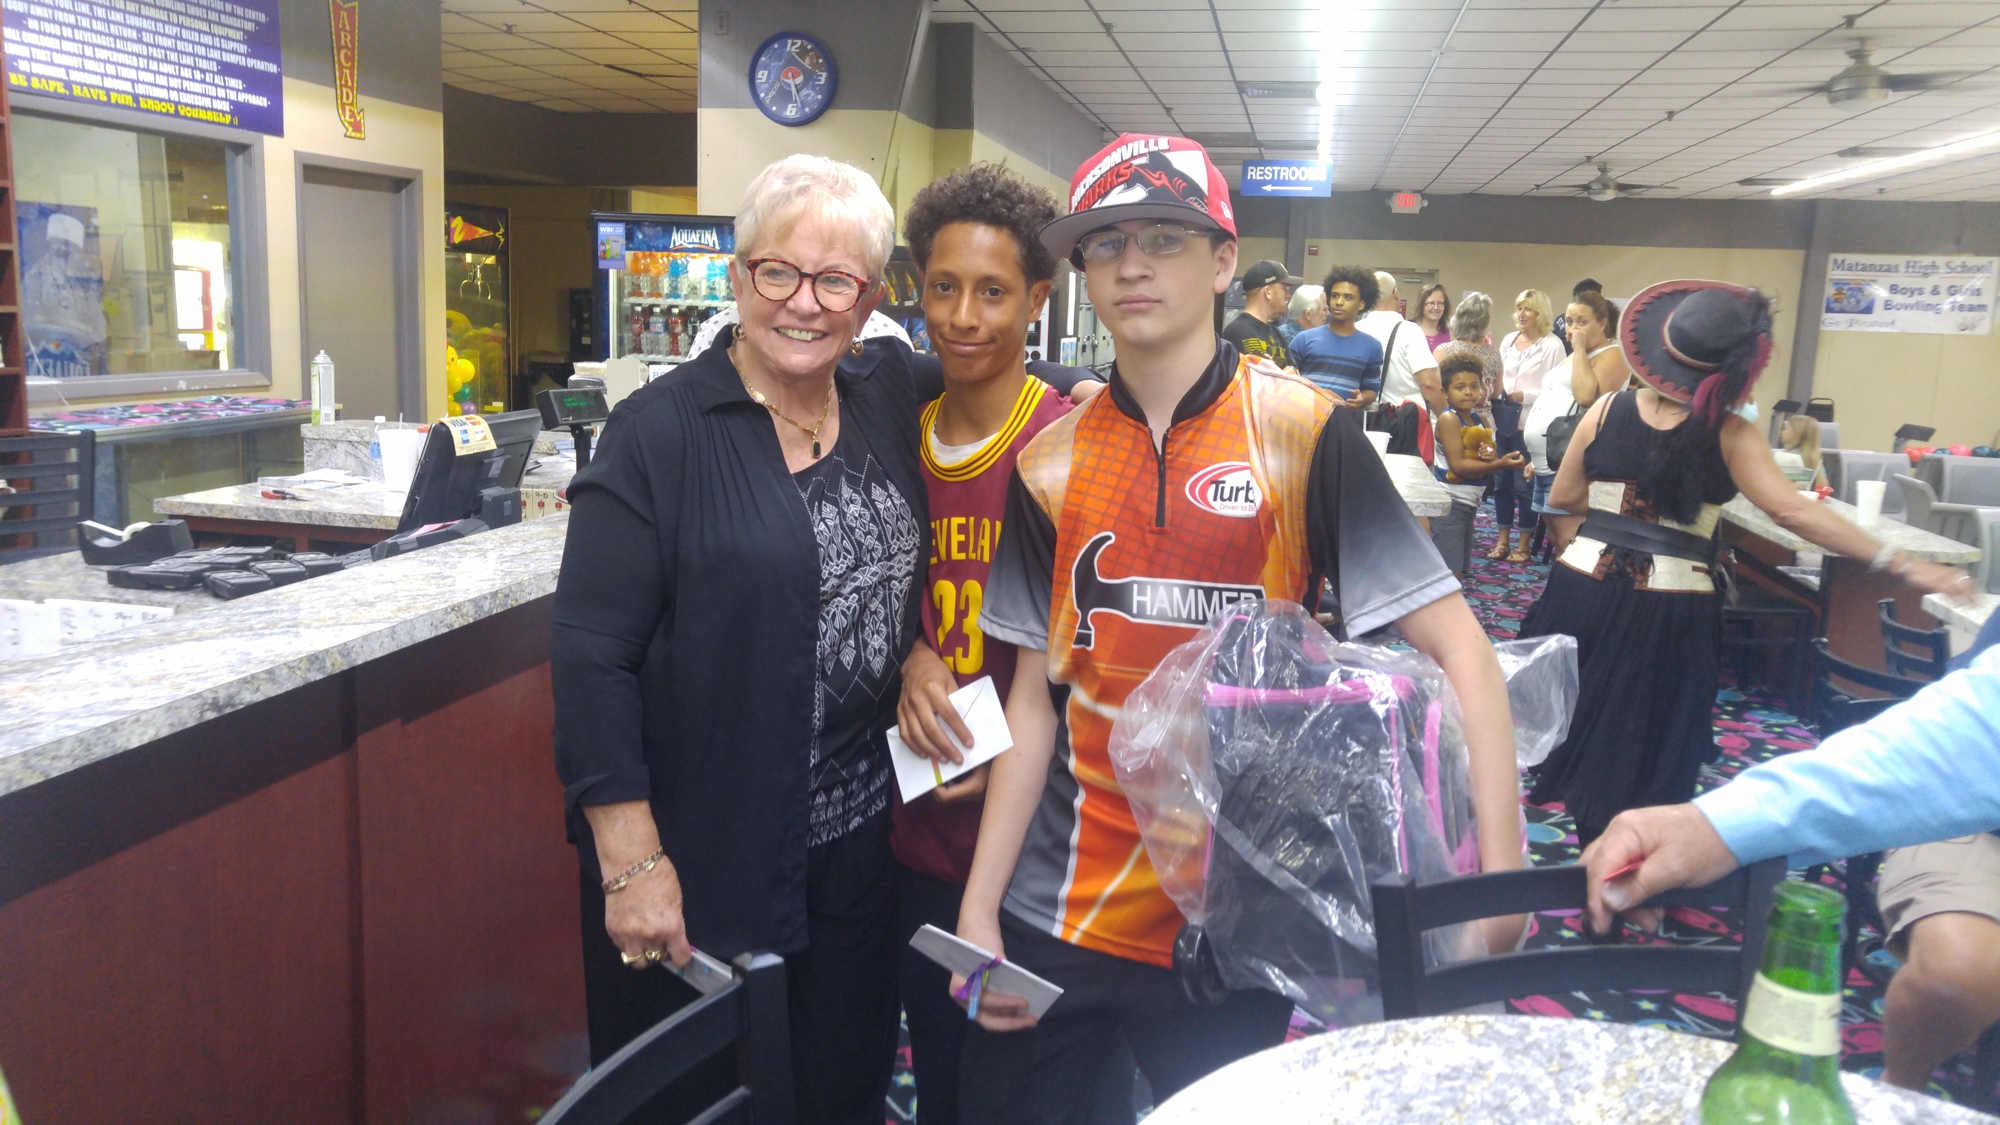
[{"x1": 748, "y1": 31, "x2": 838, "y2": 127}]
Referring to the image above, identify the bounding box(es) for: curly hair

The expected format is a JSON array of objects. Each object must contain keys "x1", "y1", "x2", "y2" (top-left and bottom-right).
[
  {"x1": 1320, "y1": 265, "x2": 1379, "y2": 310},
  {"x1": 903, "y1": 163, "x2": 1061, "y2": 284},
  {"x1": 1438, "y1": 350, "x2": 1485, "y2": 386}
]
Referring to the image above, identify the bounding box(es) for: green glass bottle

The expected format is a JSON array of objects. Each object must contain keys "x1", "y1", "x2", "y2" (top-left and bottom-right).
[{"x1": 1701, "y1": 881, "x2": 1855, "y2": 1125}]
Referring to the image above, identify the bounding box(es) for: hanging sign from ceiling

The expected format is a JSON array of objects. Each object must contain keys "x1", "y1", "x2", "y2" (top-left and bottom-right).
[
  {"x1": 1822, "y1": 254, "x2": 1994, "y2": 335},
  {"x1": 329, "y1": 0, "x2": 364, "y2": 139},
  {"x1": 3, "y1": 0, "x2": 285, "y2": 135},
  {"x1": 1241, "y1": 160, "x2": 1333, "y2": 198}
]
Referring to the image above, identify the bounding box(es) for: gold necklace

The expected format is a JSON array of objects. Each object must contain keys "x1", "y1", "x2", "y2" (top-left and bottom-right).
[{"x1": 731, "y1": 347, "x2": 836, "y2": 458}]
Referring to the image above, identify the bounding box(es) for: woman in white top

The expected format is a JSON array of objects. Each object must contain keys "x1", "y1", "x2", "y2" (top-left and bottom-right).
[
  {"x1": 1536, "y1": 291, "x2": 1634, "y2": 554},
  {"x1": 1492, "y1": 289, "x2": 1568, "y2": 562}
]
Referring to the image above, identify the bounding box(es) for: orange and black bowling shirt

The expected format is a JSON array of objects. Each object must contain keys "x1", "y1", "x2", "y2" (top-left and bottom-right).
[{"x1": 978, "y1": 341, "x2": 1458, "y2": 968}]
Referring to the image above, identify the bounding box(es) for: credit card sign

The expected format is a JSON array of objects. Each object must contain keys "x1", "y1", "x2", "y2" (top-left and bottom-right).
[{"x1": 1241, "y1": 160, "x2": 1333, "y2": 198}]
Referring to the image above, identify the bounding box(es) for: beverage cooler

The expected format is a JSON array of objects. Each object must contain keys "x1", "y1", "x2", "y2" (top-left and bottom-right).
[
  {"x1": 444, "y1": 202, "x2": 511, "y2": 415},
  {"x1": 592, "y1": 212, "x2": 736, "y2": 371}
]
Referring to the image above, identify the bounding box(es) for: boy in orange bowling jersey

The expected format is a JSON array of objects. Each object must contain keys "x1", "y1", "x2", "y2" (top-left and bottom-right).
[{"x1": 953, "y1": 135, "x2": 1528, "y2": 1123}]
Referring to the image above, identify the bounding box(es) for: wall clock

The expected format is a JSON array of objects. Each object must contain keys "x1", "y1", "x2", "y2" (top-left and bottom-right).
[{"x1": 749, "y1": 32, "x2": 837, "y2": 127}]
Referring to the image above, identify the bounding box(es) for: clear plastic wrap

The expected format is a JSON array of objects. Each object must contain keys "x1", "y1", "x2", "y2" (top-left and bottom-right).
[
  {"x1": 1494, "y1": 632, "x2": 1578, "y2": 768},
  {"x1": 1108, "y1": 600, "x2": 1576, "y2": 1026}
]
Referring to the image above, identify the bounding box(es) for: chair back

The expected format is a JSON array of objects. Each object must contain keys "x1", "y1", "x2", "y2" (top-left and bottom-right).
[
  {"x1": 1372, "y1": 857, "x2": 1787, "y2": 1021},
  {"x1": 540, "y1": 952, "x2": 795, "y2": 1125},
  {"x1": 1891, "y1": 473, "x2": 1937, "y2": 533},
  {"x1": 1877, "y1": 598, "x2": 1951, "y2": 681},
  {"x1": 0, "y1": 431, "x2": 96, "y2": 556},
  {"x1": 1809, "y1": 637, "x2": 1925, "y2": 735},
  {"x1": 1989, "y1": 518, "x2": 2000, "y2": 595},
  {"x1": 1830, "y1": 451, "x2": 1905, "y2": 514},
  {"x1": 1940, "y1": 457, "x2": 2000, "y2": 508}
]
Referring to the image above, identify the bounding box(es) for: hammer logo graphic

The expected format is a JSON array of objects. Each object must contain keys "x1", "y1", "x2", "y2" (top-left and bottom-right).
[{"x1": 1070, "y1": 532, "x2": 1264, "y2": 648}]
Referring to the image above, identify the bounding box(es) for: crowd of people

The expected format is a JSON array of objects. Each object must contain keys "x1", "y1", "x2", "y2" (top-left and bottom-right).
[{"x1": 548, "y1": 132, "x2": 1985, "y2": 1124}]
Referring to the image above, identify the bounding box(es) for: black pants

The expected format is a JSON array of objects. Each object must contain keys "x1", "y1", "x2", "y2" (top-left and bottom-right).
[
  {"x1": 578, "y1": 811, "x2": 901, "y2": 1125},
  {"x1": 958, "y1": 912, "x2": 1294, "y2": 1125}
]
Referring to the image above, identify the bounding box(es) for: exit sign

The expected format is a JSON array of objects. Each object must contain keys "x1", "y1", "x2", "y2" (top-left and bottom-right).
[{"x1": 1390, "y1": 192, "x2": 1424, "y2": 214}]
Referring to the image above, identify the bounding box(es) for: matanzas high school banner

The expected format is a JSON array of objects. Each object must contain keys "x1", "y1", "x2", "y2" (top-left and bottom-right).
[{"x1": 1822, "y1": 253, "x2": 1996, "y2": 335}]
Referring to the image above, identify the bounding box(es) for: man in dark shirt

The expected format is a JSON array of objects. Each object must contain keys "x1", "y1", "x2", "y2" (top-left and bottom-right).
[{"x1": 1221, "y1": 258, "x2": 1302, "y2": 368}]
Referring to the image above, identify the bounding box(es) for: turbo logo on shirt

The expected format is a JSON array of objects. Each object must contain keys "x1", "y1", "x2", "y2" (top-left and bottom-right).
[
  {"x1": 1184, "y1": 462, "x2": 1262, "y2": 518},
  {"x1": 1070, "y1": 532, "x2": 1264, "y2": 647}
]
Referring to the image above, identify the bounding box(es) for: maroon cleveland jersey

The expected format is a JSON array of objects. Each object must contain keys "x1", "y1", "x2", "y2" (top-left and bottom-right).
[{"x1": 893, "y1": 376, "x2": 1071, "y2": 885}]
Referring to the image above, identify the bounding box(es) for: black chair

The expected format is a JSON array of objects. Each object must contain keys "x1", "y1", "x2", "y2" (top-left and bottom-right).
[
  {"x1": 1719, "y1": 583, "x2": 1815, "y2": 710},
  {"x1": 0, "y1": 430, "x2": 96, "y2": 560},
  {"x1": 1877, "y1": 598, "x2": 1952, "y2": 681},
  {"x1": 540, "y1": 952, "x2": 796, "y2": 1125},
  {"x1": 1372, "y1": 857, "x2": 1787, "y2": 1021}
]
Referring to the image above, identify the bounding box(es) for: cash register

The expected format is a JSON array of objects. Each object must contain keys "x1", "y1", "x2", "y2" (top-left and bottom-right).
[{"x1": 370, "y1": 410, "x2": 542, "y2": 559}]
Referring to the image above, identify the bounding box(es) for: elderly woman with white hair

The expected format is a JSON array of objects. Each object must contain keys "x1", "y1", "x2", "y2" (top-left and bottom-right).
[{"x1": 552, "y1": 154, "x2": 924, "y2": 1122}]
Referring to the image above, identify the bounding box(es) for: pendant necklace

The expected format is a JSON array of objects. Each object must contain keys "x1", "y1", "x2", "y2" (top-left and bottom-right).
[{"x1": 731, "y1": 347, "x2": 836, "y2": 458}]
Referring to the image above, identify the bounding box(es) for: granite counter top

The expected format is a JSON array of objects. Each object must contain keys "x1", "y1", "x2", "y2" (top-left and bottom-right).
[
  {"x1": 150, "y1": 449, "x2": 578, "y2": 529},
  {"x1": 1923, "y1": 590, "x2": 1996, "y2": 638},
  {"x1": 0, "y1": 514, "x2": 570, "y2": 798},
  {"x1": 0, "y1": 552, "x2": 220, "y2": 614},
  {"x1": 1384, "y1": 452, "x2": 1452, "y2": 519},
  {"x1": 1147, "y1": 1013, "x2": 1983, "y2": 1124},
  {"x1": 1721, "y1": 494, "x2": 1982, "y2": 565}
]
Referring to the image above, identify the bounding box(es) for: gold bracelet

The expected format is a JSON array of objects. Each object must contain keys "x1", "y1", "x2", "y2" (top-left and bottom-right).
[{"x1": 602, "y1": 848, "x2": 666, "y2": 895}]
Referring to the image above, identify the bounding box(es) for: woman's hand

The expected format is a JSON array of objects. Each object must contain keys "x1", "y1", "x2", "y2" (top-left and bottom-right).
[
  {"x1": 899, "y1": 642, "x2": 971, "y2": 765},
  {"x1": 1900, "y1": 557, "x2": 1980, "y2": 603},
  {"x1": 584, "y1": 800, "x2": 693, "y2": 968},
  {"x1": 952, "y1": 910, "x2": 1036, "y2": 1032},
  {"x1": 1499, "y1": 451, "x2": 1527, "y2": 470},
  {"x1": 606, "y1": 854, "x2": 693, "y2": 969}
]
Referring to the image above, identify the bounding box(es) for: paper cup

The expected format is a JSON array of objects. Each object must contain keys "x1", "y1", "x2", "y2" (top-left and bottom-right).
[
  {"x1": 379, "y1": 428, "x2": 424, "y2": 494},
  {"x1": 1853, "y1": 479, "x2": 1886, "y2": 529},
  {"x1": 1365, "y1": 430, "x2": 1392, "y2": 456}
]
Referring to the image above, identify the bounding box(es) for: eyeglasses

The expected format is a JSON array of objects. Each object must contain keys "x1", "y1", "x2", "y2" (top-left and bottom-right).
[
  {"x1": 743, "y1": 257, "x2": 873, "y2": 312},
  {"x1": 1076, "y1": 224, "x2": 1208, "y2": 264}
]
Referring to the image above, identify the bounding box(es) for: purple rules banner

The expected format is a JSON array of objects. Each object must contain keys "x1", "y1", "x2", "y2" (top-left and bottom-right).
[{"x1": 5, "y1": 0, "x2": 284, "y2": 136}]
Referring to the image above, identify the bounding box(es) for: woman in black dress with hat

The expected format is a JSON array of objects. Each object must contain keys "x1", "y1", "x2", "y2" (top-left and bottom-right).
[{"x1": 1518, "y1": 280, "x2": 1972, "y2": 844}]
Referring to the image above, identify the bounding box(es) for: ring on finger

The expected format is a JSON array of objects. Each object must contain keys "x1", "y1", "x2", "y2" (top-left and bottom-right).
[
  {"x1": 645, "y1": 948, "x2": 663, "y2": 963},
  {"x1": 620, "y1": 951, "x2": 644, "y2": 968}
]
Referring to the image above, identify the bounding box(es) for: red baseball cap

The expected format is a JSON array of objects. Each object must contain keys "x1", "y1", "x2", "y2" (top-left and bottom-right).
[{"x1": 1040, "y1": 133, "x2": 1236, "y2": 267}]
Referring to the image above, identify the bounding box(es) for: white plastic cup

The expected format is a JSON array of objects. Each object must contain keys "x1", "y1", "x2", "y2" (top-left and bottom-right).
[
  {"x1": 379, "y1": 428, "x2": 424, "y2": 494},
  {"x1": 1365, "y1": 430, "x2": 1392, "y2": 457},
  {"x1": 1854, "y1": 479, "x2": 1886, "y2": 529}
]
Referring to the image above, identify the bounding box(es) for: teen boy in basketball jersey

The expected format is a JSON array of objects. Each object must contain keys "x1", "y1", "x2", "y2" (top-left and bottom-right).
[
  {"x1": 953, "y1": 135, "x2": 1528, "y2": 1123},
  {"x1": 890, "y1": 164, "x2": 1108, "y2": 1125}
]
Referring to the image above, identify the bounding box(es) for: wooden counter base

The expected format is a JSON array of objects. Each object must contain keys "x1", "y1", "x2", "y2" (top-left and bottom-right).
[{"x1": 0, "y1": 599, "x2": 584, "y2": 1123}]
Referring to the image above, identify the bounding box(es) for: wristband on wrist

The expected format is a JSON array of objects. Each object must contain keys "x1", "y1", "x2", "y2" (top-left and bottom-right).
[{"x1": 1868, "y1": 544, "x2": 1899, "y2": 573}]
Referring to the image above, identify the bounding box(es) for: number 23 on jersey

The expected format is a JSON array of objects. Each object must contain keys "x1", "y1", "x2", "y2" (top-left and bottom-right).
[{"x1": 930, "y1": 578, "x2": 985, "y2": 675}]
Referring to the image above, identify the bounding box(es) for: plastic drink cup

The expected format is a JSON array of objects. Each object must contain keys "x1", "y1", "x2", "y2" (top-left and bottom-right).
[
  {"x1": 379, "y1": 428, "x2": 424, "y2": 494},
  {"x1": 1853, "y1": 479, "x2": 1886, "y2": 529}
]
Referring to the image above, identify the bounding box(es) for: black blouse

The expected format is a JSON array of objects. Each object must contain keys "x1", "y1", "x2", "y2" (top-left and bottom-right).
[{"x1": 551, "y1": 337, "x2": 928, "y2": 957}]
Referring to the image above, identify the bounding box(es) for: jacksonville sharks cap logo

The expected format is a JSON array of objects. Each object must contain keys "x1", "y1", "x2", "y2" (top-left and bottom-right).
[{"x1": 1070, "y1": 532, "x2": 1263, "y2": 648}]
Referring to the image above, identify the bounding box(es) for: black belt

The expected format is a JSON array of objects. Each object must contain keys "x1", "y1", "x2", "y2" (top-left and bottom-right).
[{"x1": 1576, "y1": 510, "x2": 1715, "y2": 565}]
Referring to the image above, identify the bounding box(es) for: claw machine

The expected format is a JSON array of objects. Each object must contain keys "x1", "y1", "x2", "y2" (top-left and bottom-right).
[
  {"x1": 592, "y1": 212, "x2": 735, "y2": 375},
  {"x1": 445, "y1": 202, "x2": 511, "y2": 415}
]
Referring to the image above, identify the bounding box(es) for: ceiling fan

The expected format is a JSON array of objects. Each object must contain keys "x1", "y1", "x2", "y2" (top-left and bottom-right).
[
  {"x1": 1775, "y1": 37, "x2": 1986, "y2": 111},
  {"x1": 1537, "y1": 163, "x2": 1673, "y2": 202}
]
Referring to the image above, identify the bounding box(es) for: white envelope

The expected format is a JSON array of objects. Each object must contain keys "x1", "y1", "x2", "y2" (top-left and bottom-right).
[
  {"x1": 887, "y1": 674, "x2": 1013, "y2": 803},
  {"x1": 908, "y1": 924, "x2": 1064, "y2": 1019}
]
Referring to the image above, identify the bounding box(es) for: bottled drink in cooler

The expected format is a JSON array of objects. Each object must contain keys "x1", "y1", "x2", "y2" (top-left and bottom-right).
[{"x1": 1700, "y1": 882, "x2": 1855, "y2": 1124}]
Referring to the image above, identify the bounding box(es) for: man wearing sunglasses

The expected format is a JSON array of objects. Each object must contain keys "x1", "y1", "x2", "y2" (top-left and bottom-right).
[{"x1": 950, "y1": 135, "x2": 1524, "y2": 1123}]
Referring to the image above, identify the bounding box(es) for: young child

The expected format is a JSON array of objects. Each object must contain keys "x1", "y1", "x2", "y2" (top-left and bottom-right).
[
  {"x1": 1432, "y1": 354, "x2": 1527, "y2": 574},
  {"x1": 1776, "y1": 413, "x2": 1828, "y2": 490}
]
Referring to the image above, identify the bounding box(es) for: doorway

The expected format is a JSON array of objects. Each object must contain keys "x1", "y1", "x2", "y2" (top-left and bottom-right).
[{"x1": 297, "y1": 162, "x2": 422, "y2": 422}]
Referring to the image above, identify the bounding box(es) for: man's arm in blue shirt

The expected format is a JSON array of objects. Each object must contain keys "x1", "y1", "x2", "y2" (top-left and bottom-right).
[{"x1": 1695, "y1": 643, "x2": 2000, "y2": 868}]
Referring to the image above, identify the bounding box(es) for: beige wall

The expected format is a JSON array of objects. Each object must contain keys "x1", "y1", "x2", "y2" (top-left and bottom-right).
[
  {"x1": 265, "y1": 76, "x2": 449, "y2": 419},
  {"x1": 1811, "y1": 324, "x2": 2000, "y2": 454},
  {"x1": 1288, "y1": 237, "x2": 1806, "y2": 421}
]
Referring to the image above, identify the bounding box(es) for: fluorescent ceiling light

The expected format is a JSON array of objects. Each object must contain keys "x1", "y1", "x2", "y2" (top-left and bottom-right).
[{"x1": 1771, "y1": 129, "x2": 2000, "y2": 196}]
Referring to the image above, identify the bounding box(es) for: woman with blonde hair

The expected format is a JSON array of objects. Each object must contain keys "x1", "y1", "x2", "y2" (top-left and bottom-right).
[
  {"x1": 1492, "y1": 288, "x2": 1567, "y2": 562},
  {"x1": 553, "y1": 153, "x2": 924, "y2": 1122},
  {"x1": 1775, "y1": 413, "x2": 1829, "y2": 489}
]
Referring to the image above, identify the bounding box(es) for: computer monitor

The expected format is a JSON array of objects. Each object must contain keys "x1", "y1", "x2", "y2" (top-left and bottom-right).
[{"x1": 395, "y1": 412, "x2": 540, "y2": 533}]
